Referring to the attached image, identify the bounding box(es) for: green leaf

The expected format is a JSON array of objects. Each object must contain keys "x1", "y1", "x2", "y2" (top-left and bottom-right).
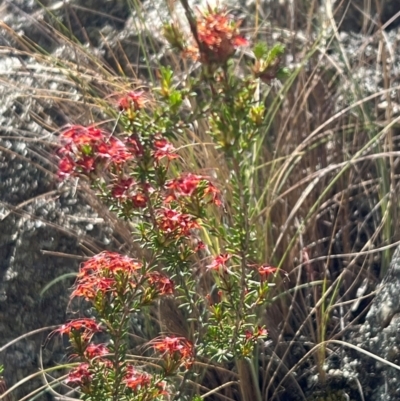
[
  {"x1": 253, "y1": 42, "x2": 268, "y2": 60},
  {"x1": 268, "y1": 43, "x2": 285, "y2": 61}
]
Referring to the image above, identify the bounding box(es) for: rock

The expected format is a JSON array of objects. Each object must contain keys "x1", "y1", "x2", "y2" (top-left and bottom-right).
[{"x1": 349, "y1": 246, "x2": 400, "y2": 400}]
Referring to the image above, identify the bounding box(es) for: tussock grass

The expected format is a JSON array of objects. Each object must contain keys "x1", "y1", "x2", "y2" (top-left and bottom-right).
[{"x1": 1, "y1": 0, "x2": 400, "y2": 400}]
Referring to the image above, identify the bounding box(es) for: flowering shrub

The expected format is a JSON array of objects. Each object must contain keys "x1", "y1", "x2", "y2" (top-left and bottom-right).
[{"x1": 54, "y1": 2, "x2": 287, "y2": 400}]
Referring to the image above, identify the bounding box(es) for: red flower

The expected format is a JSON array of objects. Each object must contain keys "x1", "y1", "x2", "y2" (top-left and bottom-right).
[
  {"x1": 111, "y1": 178, "x2": 135, "y2": 199},
  {"x1": 78, "y1": 252, "x2": 142, "y2": 276},
  {"x1": 58, "y1": 126, "x2": 133, "y2": 179},
  {"x1": 131, "y1": 193, "x2": 148, "y2": 208},
  {"x1": 58, "y1": 156, "x2": 75, "y2": 178},
  {"x1": 124, "y1": 366, "x2": 151, "y2": 391},
  {"x1": 166, "y1": 173, "x2": 221, "y2": 206},
  {"x1": 57, "y1": 319, "x2": 101, "y2": 335},
  {"x1": 65, "y1": 363, "x2": 92, "y2": 386},
  {"x1": 151, "y1": 336, "x2": 194, "y2": 369},
  {"x1": 203, "y1": 181, "x2": 221, "y2": 206},
  {"x1": 118, "y1": 91, "x2": 146, "y2": 112},
  {"x1": 257, "y1": 264, "x2": 278, "y2": 276},
  {"x1": 166, "y1": 173, "x2": 202, "y2": 196},
  {"x1": 207, "y1": 254, "x2": 231, "y2": 272},
  {"x1": 84, "y1": 343, "x2": 109, "y2": 359},
  {"x1": 188, "y1": 7, "x2": 248, "y2": 64},
  {"x1": 194, "y1": 241, "x2": 206, "y2": 252},
  {"x1": 146, "y1": 272, "x2": 174, "y2": 295},
  {"x1": 71, "y1": 252, "x2": 143, "y2": 301},
  {"x1": 157, "y1": 208, "x2": 200, "y2": 237},
  {"x1": 78, "y1": 156, "x2": 96, "y2": 173},
  {"x1": 245, "y1": 326, "x2": 268, "y2": 342},
  {"x1": 97, "y1": 137, "x2": 132, "y2": 164},
  {"x1": 154, "y1": 138, "x2": 179, "y2": 161},
  {"x1": 61, "y1": 126, "x2": 104, "y2": 145}
]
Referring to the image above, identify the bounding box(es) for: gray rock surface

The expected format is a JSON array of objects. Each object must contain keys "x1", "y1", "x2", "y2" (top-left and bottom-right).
[{"x1": 352, "y1": 246, "x2": 400, "y2": 401}]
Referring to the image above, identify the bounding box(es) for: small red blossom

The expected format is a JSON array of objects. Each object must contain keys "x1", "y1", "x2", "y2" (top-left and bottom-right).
[
  {"x1": 79, "y1": 156, "x2": 96, "y2": 173},
  {"x1": 61, "y1": 126, "x2": 104, "y2": 145},
  {"x1": 245, "y1": 326, "x2": 268, "y2": 342},
  {"x1": 153, "y1": 138, "x2": 179, "y2": 161},
  {"x1": 258, "y1": 264, "x2": 278, "y2": 276},
  {"x1": 146, "y1": 272, "x2": 174, "y2": 295},
  {"x1": 166, "y1": 173, "x2": 221, "y2": 206},
  {"x1": 187, "y1": 7, "x2": 248, "y2": 64},
  {"x1": 78, "y1": 252, "x2": 142, "y2": 277},
  {"x1": 118, "y1": 91, "x2": 146, "y2": 112},
  {"x1": 166, "y1": 173, "x2": 202, "y2": 196},
  {"x1": 194, "y1": 241, "x2": 206, "y2": 252},
  {"x1": 157, "y1": 208, "x2": 200, "y2": 237},
  {"x1": 65, "y1": 363, "x2": 92, "y2": 386},
  {"x1": 203, "y1": 181, "x2": 221, "y2": 206},
  {"x1": 98, "y1": 137, "x2": 133, "y2": 164},
  {"x1": 151, "y1": 336, "x2": 194, "y2": 369},
  {"x1": 111, "y1": 178, "x2": 135, "y2": 199},
  {"x1": 58, "y1": 156, "x2": 75, "y2": 178},
  {"x1": 207, "y1": 253, "x2": 231, "y2": 272},
  {"x1": 131, "y1": 193, "x2": 148, "y2": 208},
  {"x1": 57, "y1": 319, "x2": 101, "y2": 335},
  {"x1": 257, "y1": 264, "x2": 288, "y2": 280},
  {"x1": 84, "y1": 343, "x2": 109, "y2": 359},
  {"x1": 124, "y1": 366, "x2": 151, "y2": 391}
]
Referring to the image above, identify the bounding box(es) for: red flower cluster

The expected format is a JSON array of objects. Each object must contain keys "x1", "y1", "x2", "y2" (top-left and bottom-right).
[
  {"x1": 118, "y1": 91, "x2": 146, "y2": 112},
  {"x1": 151, "y1": 336, "x2": 194, "y2": 369},
  {"x1": 65, "y1": 363, "x2": 92, "y2": 386},
  {"x1": 111, "y1": 178, "x2": 149, "y2": 208},
  {"x1": 71, "y1": 252, "x2": 143, "y2": 301},
  {"x1": 84, "y1": 343, "x2": 109, "y2": 359},
  {"x1": 58, "y1": 125, "x2": 132, "y2": 178},
  {"x1": 166, "y1": 173, "x2": 221, "y2": 205},
  {"x1": 154, "y1": 138, "x2": 179, "y2": 161},
  {"x1": 124, "y1": 365, "x2": 151, "y2": 391},
  {"x1": 57, "y1": 319, "x2": 101, "y2": 336},
  {"x1": 157, "y1": 208, "x2": 200, "y2": 238},
  {"x1": 185, "y1": 6, "x2": 248, "y2": 64},
  {"x1": 146, "y1": 272, "x2": 174, "y2": 295}
]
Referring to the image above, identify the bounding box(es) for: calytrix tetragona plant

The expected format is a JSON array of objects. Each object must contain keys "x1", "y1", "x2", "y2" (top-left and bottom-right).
[{"x1": 54, "y1": 3, "x2": 287, "y2": 400}]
